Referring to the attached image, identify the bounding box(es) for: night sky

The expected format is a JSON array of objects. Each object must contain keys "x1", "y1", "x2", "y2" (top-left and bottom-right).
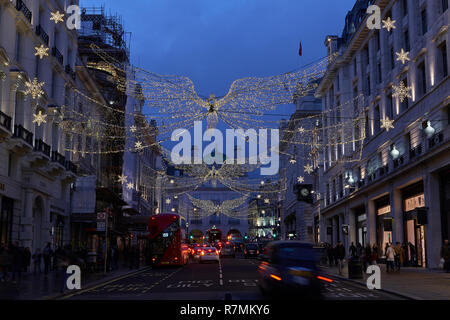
[{"x1": 79, "y1": 0, "x2": 356, "y2": 98}]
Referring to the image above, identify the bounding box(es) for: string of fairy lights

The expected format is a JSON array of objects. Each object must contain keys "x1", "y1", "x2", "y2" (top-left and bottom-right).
[{"x1": 12, "y1": 11, "x2": 443, "y2": 217}]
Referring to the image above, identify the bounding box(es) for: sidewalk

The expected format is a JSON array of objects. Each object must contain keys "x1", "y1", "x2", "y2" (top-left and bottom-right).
[
  {"x1": 0, "y1": 264, "x2": 149, "y2": 300},
  {"x1": 319, "y1": 262, "x2": 450, "y2": 300}
]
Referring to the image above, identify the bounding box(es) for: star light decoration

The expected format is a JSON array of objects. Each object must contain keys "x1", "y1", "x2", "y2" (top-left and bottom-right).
[
  {"x1": 25, "y1": 78, "x2": 45, "y2": 99},
  {"x1": 304, "y1": 164, "x2": 314, "y2": 175},
  {"x1": 396, "y1": 49, "x2": 410, "y2": 65},
  {"x1": 393, "y1": 81, "x2": 412, "y2": 103},
  {"x1": 382, "y1": 17, "x2": 396, "y2": 32},
  {"x1": 380, "y1": 117, "x2": 395, "y2": 132},
  {"x1": 297, "y1": 176, "x2": 305, "y2": 183},
  {"x1": 135, "y1": 141, "x2": 144, "y2": 152},
  {"x1": 298, "y1": 127, "x2": 305, "y2": 134},
  {"x1": 130, "y1": 125, "x2": 137, "y2": 133},
  {"x1": 165, "y1": 198, "x2": 171, "y2": 205},
  {"x1": 50, "y1": 11, "x2": 65, "y2": 24},
  {"x1": 35, "y1": 45, "x2": 49, "y2": 59},
  {"x1": 32, "y1": 111, "x2": 47, "y2": 127},
  {"x1": 117, "y1": 174, "x2": 128, "y2": 184},
  {"x1": 264, "y1": 198, "x2": 270, "y2": 204},
  {"x1": 289, "y1": 158, "x2": 297, "y2": 165},
  {"x1": 126, "y1": 182, "x2": 134, "y2": 190}
]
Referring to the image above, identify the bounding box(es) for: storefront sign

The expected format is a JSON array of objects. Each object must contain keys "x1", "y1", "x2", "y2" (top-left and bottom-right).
[
  {"x1": 377, "y1": 205, "x2": 391, "y2": 216},
  {"x1": 357, "y1": 214, "x2": 367, "y2": 222},
  {"x1": 97, "y1": 221, "x2": 106, "y2": 232},
  {"x1": 404, "y1": 194, "x2": 425, "y2": 212}
]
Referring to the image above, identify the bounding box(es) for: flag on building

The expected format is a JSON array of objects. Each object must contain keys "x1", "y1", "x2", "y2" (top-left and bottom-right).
[{"x1": 299, "y1": 41, "x2": 303, "y2": 56}]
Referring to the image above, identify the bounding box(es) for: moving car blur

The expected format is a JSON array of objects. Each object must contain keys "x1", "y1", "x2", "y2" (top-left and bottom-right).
[{"x1": 257, "y1": 241, "x2": 324, "y2": 299}]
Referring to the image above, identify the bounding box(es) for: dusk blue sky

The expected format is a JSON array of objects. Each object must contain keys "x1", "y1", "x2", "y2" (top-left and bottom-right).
[{"x1": 80, "y1": 0, "x2": 356, "y2": 98}]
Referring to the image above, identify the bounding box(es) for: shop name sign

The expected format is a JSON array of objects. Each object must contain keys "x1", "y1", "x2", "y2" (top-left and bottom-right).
[
  {"x1": 404, "y1": 194, "x2": 425, "y2": 212},
  {"x1": 377, "y1": 205, "x2": 391, "y2": 216}
]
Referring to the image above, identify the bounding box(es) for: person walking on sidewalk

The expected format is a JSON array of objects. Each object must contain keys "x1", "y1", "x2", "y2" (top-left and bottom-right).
[
  {"x1": 23, "y1": 247, "x2": 31, "y2": 273},
  {"x1": 441, "y1": 239, "x2": 450, "y2": 273},
  {"x1": 335, "y1": 241, "x2": 345, "y2": 275},
  {"x1": 43, "y1": 243, "x2": 53, "y2": 277},
  {"x1": 363, "y1": 244, "x2": 372, "y2": 271},
  {"x1": 372, "y1": 244, "x2": 379, "y2": 265},
  {"x1": 33, "y1": 249, "x2": 42, "y2": 274},
  {"x1": 394, "y1": 242, "x2": 405, "y2": 272},
  {"x1": 386, "y1": 243, "x2": 395, "y2": 273},
  {"x1": 0, "y1": 245, "x2": 12, "y2": 282},
  {"x1": 11, "y1": 242, "x2": 23, "y2": 282},
  {"x1": 409, "y1": 242, "x2": 416, "y2": 266},
  {"x1": 349, "y1": 242, "x2": 357, "y2": 258}
]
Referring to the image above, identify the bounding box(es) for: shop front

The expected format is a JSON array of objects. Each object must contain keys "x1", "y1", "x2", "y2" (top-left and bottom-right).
[
  {"x1": 354, "y1": 206, "x2": 367, "y2": 247},
  {"x1": 402, "y1": 181, "x2": 427, "y2": 268},
  {"x1": 440, "y1": 168, "x2": 450, "y2": 243},
  {"x1": 375, "y1": 195, "x2": 392, "y2": 257}
]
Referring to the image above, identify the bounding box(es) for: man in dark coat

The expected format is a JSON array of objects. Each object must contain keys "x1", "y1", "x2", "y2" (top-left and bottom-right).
[
  {"x1": 441, "y1": 239, "x2": 450, "y2": 273},
  {"x1": 335, "y1": 241, "x2": 346, "y2": 275}
]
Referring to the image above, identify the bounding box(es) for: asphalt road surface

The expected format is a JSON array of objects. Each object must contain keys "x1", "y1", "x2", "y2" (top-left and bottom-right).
[{"x1": 60, "y1": 254, "x2": 403, "y2": 300}]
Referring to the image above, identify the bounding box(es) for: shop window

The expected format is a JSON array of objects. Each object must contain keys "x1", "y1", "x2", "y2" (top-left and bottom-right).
[
  {"x1": 374, "y1": 105, "x2": 381, "y2": 133},
  {"x1": 386, "y1": 93, "x2": 393, "y2": 120},
  {"x1": 421, "y1": 8, "x2": 427, "y2": 35},
  {"x1": 438, "y1": 42, "x2": 448, "y2": 79},
  {"x1": 0, "y1": 197, "x2": 14, "y2": 245},
  {"x1": 417, "y1": 61, "x2": 427, "y2": 96}
]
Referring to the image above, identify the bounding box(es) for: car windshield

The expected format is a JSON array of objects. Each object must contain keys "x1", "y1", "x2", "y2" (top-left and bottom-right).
[
  {"x1": 246, "y1": 244, "x2": 258, "y2": 249},
  {"x1": 277, "y1": 245, "x2": 320, "y2": 262}
]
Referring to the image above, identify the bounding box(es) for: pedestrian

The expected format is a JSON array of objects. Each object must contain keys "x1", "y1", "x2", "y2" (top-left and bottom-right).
[
  {"x1": 356, "y1": 243, "x2": 362, "y2": 258},
  {"x1": 0, "y1": 245, "x2": 12, "y2": 282},
  {"x1": 43, "y1": 242, "x2": 53, "y2": 277},
  {"x1": 440, "y1": 239, "x2": 450, "y2": 273},
  {"x1": 402, "y1": 243, "x2": 409, "y2": 267},
  {"x1": 327, "y1": 244, "x2": 335, "y2": 267},
  {"x1": 335, "y1": 241, "x2": 346, "y2": 275},
  {"x1": 408, "y1": 242, "x2": 416, "y2": 266},
  {"x1": 349, "y1": 242, "x2": 356, "y2": 257},
  {"x1": 394, "y1": 242, "x2": 405, "y2": 272},
  {"x1": 11, "y1": 242, "x2": 23, "y2": 282},
  {"x1": 371, "y1": 244, "x2": 379, "y2": 265},
  {"x1": 23, "y1": 247, "x2": 31, "y2": 273},
  {"x1": 384, "y1": 242, "x2": 389, "y2": 257},
  {"x1": 33, "y1": 249, "x2": 42, "y2": 274},
  {"x1": 386, "y1": 243, "x2": 395, "y2": 273},
  {"x1": 363, "y1": 244, "x2": 372, "y2": 271}
]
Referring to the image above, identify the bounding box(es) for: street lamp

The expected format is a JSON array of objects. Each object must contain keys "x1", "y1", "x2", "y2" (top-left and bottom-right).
[{"x1": 390, "y1": 145, "x2": 400, "y2": 160}]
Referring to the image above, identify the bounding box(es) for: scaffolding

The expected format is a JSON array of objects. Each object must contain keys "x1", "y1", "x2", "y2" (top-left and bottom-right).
[{"x1": 79, "y1": 5, "x2": 131, "y2": 59}]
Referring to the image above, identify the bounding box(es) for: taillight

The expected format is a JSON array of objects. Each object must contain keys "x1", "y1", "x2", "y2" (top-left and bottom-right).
[
  {"x1": 216, "y1": 250, "x2": 219, "y2": 255},
  {"x1": 208, "y1": 249, "x2": 212, "y2": 252},
  {"x1": 256, "y1": 250, "x2": 259, "y2": 254},
  {"x1": 270, "y1": 274, "x2": 282, "y2": 281},
  {"x1": 201, "y1": 251, "x2": 205, "y2": 256},
  {"x1": 245, "y1": 250, "x2": 247, "y2": 254}
]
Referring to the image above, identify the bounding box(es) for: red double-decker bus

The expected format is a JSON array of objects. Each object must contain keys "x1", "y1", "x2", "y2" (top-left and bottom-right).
[{"x1": 148, "y1": 214, "x2": 188, "y2": 266}]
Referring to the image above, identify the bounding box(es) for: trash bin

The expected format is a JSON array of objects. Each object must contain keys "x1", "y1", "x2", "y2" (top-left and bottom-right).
[{"x1": 348, "y1": 256, "x2": 363, "y2": 279}]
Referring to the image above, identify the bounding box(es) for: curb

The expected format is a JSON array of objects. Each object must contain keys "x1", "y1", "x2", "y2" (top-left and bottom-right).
[
  {"x1": 320, "y1": 268, "x2": 420, "y2": 300},
  {"x1": 44, "y1": 266, "x2": 152, "y2": 300}
]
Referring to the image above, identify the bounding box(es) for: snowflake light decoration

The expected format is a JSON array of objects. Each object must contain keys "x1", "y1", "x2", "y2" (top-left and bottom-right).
[
  {"x1": 25, "y1": 78, "x2": 45, "y2": 99},
  {"x1": 117, "y1": 174, "x2": 128, "y2": 184},
  {"x1": 380, "y1": 117, "x2": 395, "y2": 132},
  {"x1": 50, "y1": 11, "x2": 65, "y2": 24},
  {"x1": 297, "y1": 176, "x2": 305, "y2": 183},
  {"x1": 396, "y1": 49, "x2": 410, "y2": 65},
  {"x1": 135, "y1": 141, "x2": 144, "y2": 152},
  {"x1": 126, "y1": 182, "x2": 134, "y2": 190},
  {"x1": 35, "y1": 45, "x2": 49, "y2": 59},
  {"x1": 304, "y1": 164, "x2": 314, "y2": 175},
  {"x1": 264, "y1": 198, "x2": 270, "y2": 204},
  {"x1": 393, "y1": 81, "x2": 412, "y2": 103},
  {"x1": 32, "y1": 111, "x2": 47, "y2": 127},
  {"x1": 298, "y1": 127, "x2": 305, "y2": 134},
  {"x1": 130, "y1": 125, "x2": 137, "y2": 133},
  {"x1": 382, "y1": 17, "x2": 396, "y2": 32}
]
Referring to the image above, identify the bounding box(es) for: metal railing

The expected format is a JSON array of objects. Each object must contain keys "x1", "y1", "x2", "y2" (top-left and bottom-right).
[
  {"x1": 34, "y1": 139, "x2": 51, "y2": 157},
  {"x1": 51, "y1": 151, "x2": 66, "y2": 167},
  {"x1": 35, "y1": 25, "x2": 49, "y2": 46},
  {"x1": 65, "y1": 160, "x2": 78, "y2": 174},
  {"x1": 0, "y1": 110, "x2": 12, "y2": 132},
  {"x1": 15, "y1": 0, "x2": 32, "y2": 24},
  {"x1": 52, "y1": 47, "x2": 64, "y2": 65},
  {"x1": 13, "y1": 124, "x2": 33, "y2": 145}
]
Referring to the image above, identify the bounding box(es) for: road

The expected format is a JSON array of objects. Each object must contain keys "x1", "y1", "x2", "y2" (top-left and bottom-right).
[{"x1": 60, "y1": 254, "x2": 403, "y2": 300}]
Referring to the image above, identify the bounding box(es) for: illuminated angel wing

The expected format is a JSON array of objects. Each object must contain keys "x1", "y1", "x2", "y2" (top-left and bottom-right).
[
  {"x1": 219, "y1": 195, "x2": 249, "y2": 215},
  {"x1": 186, "y1": 194, "x2": 218, "y2": 213}
]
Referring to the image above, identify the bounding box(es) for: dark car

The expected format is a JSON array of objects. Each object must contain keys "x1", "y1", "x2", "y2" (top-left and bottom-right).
[
  {"x1": 219, "y1": 242, "x2": 235, "y2": 258},
  {"x1": 257, "y1": 241, "x2": 323, "y2": 299},
  {"x1": 244, "y1": 243, "x2": 260, "y2": 258}
]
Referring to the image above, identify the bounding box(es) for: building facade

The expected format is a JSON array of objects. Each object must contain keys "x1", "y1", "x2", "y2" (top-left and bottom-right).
[
  {"x1": 0, "y1": 0, "x2": 79, "y2": 251},
  {"x1": 317, "y1": 0, "x2": 449, "y2": 268}
]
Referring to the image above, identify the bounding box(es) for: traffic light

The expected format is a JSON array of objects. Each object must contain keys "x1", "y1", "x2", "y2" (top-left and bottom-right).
[
  {"x1": 244, "y1": 234, "x2": 248, "y2": 240},
  {"x1": 294, "y1": 184, "x2": 314, "y2": 204},
  {"x1": 189, "y1": 235, "x2": 193, "y2": 240}
]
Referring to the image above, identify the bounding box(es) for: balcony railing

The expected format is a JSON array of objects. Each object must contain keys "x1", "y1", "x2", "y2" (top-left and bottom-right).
[
  {"x1": 35, "y1": 25, "x2": 49, "y2": 46},
  {"x1": 52, "y1": 47, "x2": 64, "y2": 65},
  {"x1": 34, "y1": 139, "x2": 51, "y2": 157},
  {"x1": 51, "y1": 151, "x2": 66, "y2": 167},
  {"x1": 0, "y1": 110, "x2": 12, "y2": 132},
  {"x1": 65, "y1": 160, "x2": 78, "y2": 174},
  {"x1": 15, "y1": 0, "x2": 32, "y2": 24},
  {"x1": 428, "y1": 132, "x2": 444, "y2": 149},
  {"x1": 378, "y1": 165, "x2": 389, "y2": 177},
  {"x1": 409, "y1": 144, "x2": 423, "y2": 160},
  {"x1": 13, "y1": 124, "x2": 33, "y2": 145},
  {"x1": 65, "y1": 64, "x2": 76, "y2": 80},
  {"x1": 393, "y1": 155, "x2": 405, "y2": 169}
]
